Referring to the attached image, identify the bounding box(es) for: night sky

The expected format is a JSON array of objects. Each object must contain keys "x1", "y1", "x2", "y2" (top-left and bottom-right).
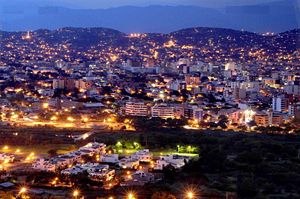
[{"x1": 0, "y1": 0, "x2": 280, "y2": 9}]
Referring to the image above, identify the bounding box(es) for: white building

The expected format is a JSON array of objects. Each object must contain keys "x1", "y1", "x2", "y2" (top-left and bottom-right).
[
  {"x1": 151, "y1": 104, "x2": 176, "y2": 119},
  {"x1": 272, "y1": 96, "x2": 288, "y2": 113},
  {"x1": 125, "y1": 102, "x2": 149, "y2": 117},
  {"x1": 131, "y1": 149, "x2": 152, "y2": 162},
  {"x1": 32, "y1": 142, "x2": 106, "y2": 172},
  {"x1": 0, "y1": 153, "x2": 15, "y2": 163},
  {"x1": 118, "y1": 157, "x2": 139, "y2": 169},
  {"x1": 154, "y1": 155, "x2": 189, "y2": 170},
  {"x1": 62, "y1": 163, "x2": 115, "y2": 182},
  {"x1": 100, "y1": 154, "x2": 119, "y2": 163},
  {"x1": 119, "y1": 149, "x2": 152, "y2": 169}
]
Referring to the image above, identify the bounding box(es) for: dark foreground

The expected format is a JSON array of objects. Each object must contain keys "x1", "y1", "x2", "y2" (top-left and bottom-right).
[{"x1": 1, "y1": 126, "x2": 300, "y2": 198}]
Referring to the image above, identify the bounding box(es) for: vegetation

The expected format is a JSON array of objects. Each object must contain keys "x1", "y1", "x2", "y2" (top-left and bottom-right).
[{"x1": 1, "y1": 126, "x2": 300, "y2": 198}]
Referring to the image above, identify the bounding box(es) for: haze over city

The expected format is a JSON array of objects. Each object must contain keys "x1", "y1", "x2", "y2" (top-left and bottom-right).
[{"x1": 0, "y1": 0, "x2": 299, "y2": 32}]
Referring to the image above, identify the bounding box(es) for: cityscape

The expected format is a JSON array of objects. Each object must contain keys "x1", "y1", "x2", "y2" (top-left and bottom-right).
[{"x1": 0, "y1": 0, "x2": 300, "y2": 199}]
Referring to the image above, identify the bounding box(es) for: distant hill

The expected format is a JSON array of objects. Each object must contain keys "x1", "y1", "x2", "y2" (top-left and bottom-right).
[
  {"x1": 0, "y1": 26, "x2": 299, "y2": 65},
  {"x1": 0, "y1": 0, "x2": 299, "y2": 33},
  {"x1": 0, "y1": 27, "x2": 299, "y2": 52}
]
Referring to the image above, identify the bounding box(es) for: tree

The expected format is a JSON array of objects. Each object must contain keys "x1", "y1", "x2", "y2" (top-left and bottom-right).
[
  {"x1": 47, "y1": 149, "x2": 58, "y2": 157},
  {"x1": 132, "y1": 117, "x2": 149, "y2": 131},
  {"x1": 162, "y1": 164, "x2": 176, "y2": 182},
  {"x1": 237, "y1": 178, "x2": 258, "y2": 198},
  {"x1": 218, "y1": 115, "x2": 229, "y2": 129},
  {"x1": 151, "y1": 192, "x2": 176, "y2": 199}
]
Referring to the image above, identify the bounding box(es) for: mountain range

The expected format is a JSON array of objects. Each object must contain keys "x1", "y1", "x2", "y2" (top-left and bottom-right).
[{"x1": 0, "y1": 0, "x2": 299, "y2": 33}]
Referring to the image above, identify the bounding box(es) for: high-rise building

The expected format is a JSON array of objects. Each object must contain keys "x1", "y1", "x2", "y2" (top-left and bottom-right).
[{"x1": 272, "y1": 96, "x2": 288, "y2": 113}]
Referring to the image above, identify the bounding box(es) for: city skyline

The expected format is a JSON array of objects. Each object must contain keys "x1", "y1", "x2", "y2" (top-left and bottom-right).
[{"x1": 0, "y1": 1, "x2": 300, "y2": 198}]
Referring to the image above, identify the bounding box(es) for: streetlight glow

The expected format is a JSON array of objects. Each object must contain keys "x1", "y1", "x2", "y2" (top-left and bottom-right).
[
  {"x1": 73, "y1": 189, "x2": 80, "y2": 198},
  {"x1": 127, "y1": 191, "x2": 136, "y2": 199},
  {"x1": 19, "y1": 187, "x2": 27, "y2": 194},
  {"x1": 187, "y1": 191, "x2": 194, "y2": 199}
]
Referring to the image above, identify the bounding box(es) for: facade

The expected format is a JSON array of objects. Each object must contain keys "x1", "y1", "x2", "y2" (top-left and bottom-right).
[
  {"x1": 154, "y1": 155, "x2": 190, "y2": 170},
  {"x1": 100, "y1": 154, "x2": 119, "y2": 163},
  {"x1": 32, "y1": 142, "x2": 106, "y2": 172},
  {"x1": 272, "y1": 96, "x2": 288, "y2": 113},
  {"x1": 254, "y1": 112, "x2": 270, "y2": 127},
  {"x1": 125, "y1": 102, "x2": 149, "y2": 117},
  {"x1": 151, "y1": 104, "x2": 176, "y2": 119}
]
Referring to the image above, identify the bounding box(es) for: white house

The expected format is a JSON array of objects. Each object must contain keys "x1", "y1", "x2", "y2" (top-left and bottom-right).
[
  {"x1": 131, "y1": 149, "x2": 152, "y2": 162},
  {"x1": 0, "y1": 153, "x2": 15, "y2": 163},
  {"x1": 61, "y1": 163, "x2": 115, "y2": 182},
  {"x1": 32, "y1": 142, "x2": 106, "y2": 172},
  {"x1": 154, "y1": 155, "x2": 189, "y2": 170},
  {"x1": 100, "y1": 154, "x2": 119, "y2": 163},
  {"x1": 118, "y1": 157, "x2": 139, "y2": 169}
]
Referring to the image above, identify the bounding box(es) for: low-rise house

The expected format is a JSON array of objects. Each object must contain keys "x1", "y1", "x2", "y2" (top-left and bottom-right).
[
  {"x1": 121, "y1": 171, "x2": 155, "y2": 186},
  {"x1": 131, "y1": 149, "x2": 152, "y2": 162},
  {"x1": 154, "y1": 155, "x2": 190, "y2": 170},
  {"x1": 32, "y1": 142, "x2": 106, "y2": 172},
  {"x1": 0, "y1": 153, "x2": 15, "y2": 163},
  {"x1": 61, "y1": 163, "x2": 115, "y2": 182},
  {"x1": 100, "y1": 154, "x2": 119, "y2": 163},
  {"x1": 119, "y1": 149, "x2": 152, "y2": 169},
  {"x1": 119, "y1": 157, "x2": 139, "y2": 169}
]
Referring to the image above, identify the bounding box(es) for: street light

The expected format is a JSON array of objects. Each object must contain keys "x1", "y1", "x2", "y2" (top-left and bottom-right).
[
  {"x1": 18, "y1": 186, "x2": 28, "y2": 196},
  {"x1": 127, "y1": 191, "x2": 136, "y2": 199},
  {"x1": 73, "y1": 189, "x2": 80, "y2": 198},
  {"x1": 43, "y1": 103, "x2": 49, "y2": 109},
  {"x1": 186, "y1": 191, "x2": 194, "y2": 199}
]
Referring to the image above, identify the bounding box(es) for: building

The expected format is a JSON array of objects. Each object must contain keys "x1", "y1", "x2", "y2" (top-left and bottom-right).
[
  {"x1": 52, "y1": 79, "x2": 65, "y2": 89},
  {"x1": 233, "y1": 88, "x2": 247, "y2": 100},
  {"x1": 119, "y1": 149, "x2": 152, "y2": 169},
  {"x1": 271, "y1": 112, "x2": 284, "y2": 126},
  {"x1": 130, "y1": 149, "x2": 152, "y2": 162},
  {"x1": 32, "y1": 142, "x2": 106, "y2": 172},
  {"x1": 254, "y1": 112, "x2": 270, "y2": 127},
  {"x1": 0, "y1": 153, "x2": 15, "y2": 163},
  {"x1": 151, "y1": 104, "x2": 175, "y2": 118},
  {"x1": 121, "y1": 171, "x2": 155, "y2": 187},
  {"x1": 99, "y1": 154, "x2": 119, "y2": 163},
  {"x1": 185, "y1": 75, "x2": 200, "y2": 87},
  {"x1": 154, "y1": 155, "x2": 190, "y2": 170},
  {"x1": 125, "y1": 102, "x2": 149, "y2": 117},
  {"x1": 272, "y1": 96, "x2": 288, "y2": 113},
  {"x1": 192, "y1": 107, "x2": 204, "y2": 121},
  {"x1": 61, "y1": 163, "x2": 115, "y2": 182},
  {"x1": 118, "y1": 158, "x2": 139, "y2": 169}
]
